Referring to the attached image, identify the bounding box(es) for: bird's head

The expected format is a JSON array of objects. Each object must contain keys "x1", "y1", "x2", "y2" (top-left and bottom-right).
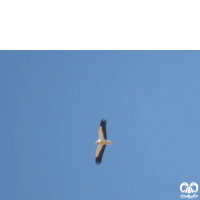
[{"x1": 95, "y1": 140, "x2": 100, "y2": 144}]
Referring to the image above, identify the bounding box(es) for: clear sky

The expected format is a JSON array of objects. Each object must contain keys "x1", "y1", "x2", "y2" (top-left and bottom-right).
[{"x1": 0, "y1": 51, "x2": 200, "y2": 199}]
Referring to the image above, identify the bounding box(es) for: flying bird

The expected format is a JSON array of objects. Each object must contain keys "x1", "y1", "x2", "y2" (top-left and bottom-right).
[{"x1": 95, "y1": 119, "x2": 113, "y2": 164}]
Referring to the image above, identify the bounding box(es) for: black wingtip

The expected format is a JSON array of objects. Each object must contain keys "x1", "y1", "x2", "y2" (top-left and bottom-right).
[
  {"x1": 95, "y1": 158, "x2": 101, "y2": 165},
  {"x1": 100, "y1": 119, "x2": 107, "y2": 126}
]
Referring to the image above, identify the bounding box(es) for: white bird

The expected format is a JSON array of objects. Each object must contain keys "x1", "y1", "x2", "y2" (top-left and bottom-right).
[{"x1": 95, "y1": 119, "x2": 113, "y2": 164}]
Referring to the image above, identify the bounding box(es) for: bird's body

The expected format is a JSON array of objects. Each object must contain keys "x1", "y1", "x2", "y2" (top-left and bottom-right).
[
  {"x1": 95, "y1": 139, "x2": 113, "y2": 145},
  {"x1": 95, "y1": 119, "x2": 113, "y2": 164}
]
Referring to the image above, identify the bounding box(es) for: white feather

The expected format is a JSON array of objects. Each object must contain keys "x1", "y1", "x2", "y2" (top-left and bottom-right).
[
  {"x1": 96, "y1": 144, "x2": 103, "y2": 157},
  {"x1": 98, "y1": 126, "x2": 105, "y2": 140}
]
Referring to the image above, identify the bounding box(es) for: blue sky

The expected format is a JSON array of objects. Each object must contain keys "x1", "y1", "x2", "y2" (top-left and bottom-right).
[{"x1": 0, "y1": 51, "x2": 200, "y2": 199}]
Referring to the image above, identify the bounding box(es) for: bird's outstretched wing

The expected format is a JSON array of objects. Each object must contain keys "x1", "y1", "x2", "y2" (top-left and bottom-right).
[
  {"x1": 95, "y1": 144, "x2": 106, "y2": 164},
  {"x1": 98, "y1": 119, "x2": 107, "y2": 140}
]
